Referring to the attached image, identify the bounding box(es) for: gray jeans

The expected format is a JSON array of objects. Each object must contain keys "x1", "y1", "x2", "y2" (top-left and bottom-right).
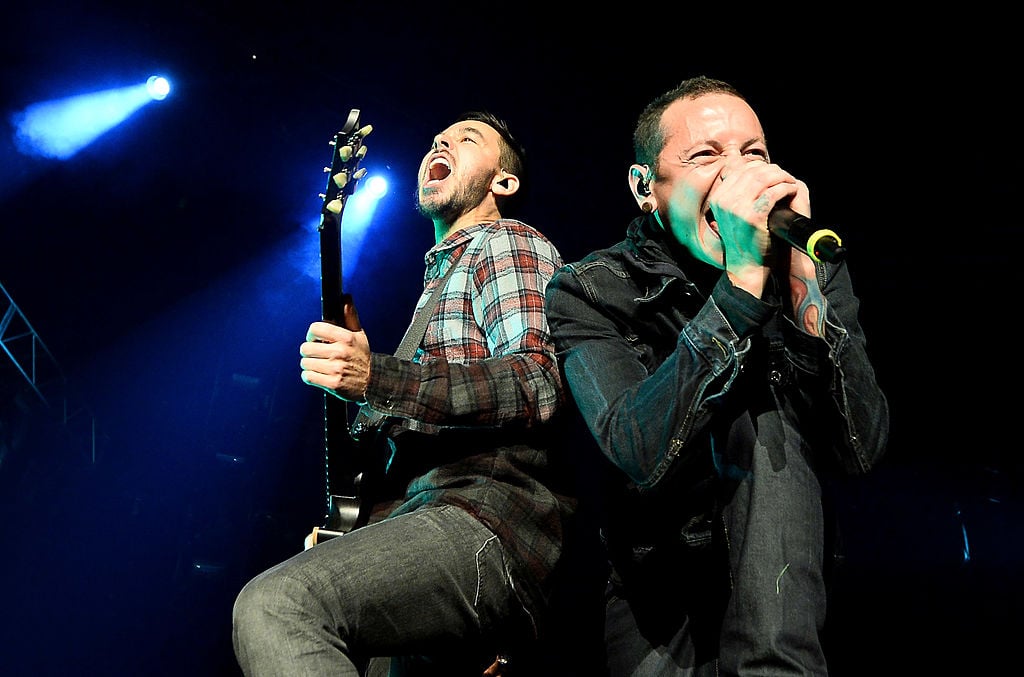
[
  {"x1": 605, "y1": 431, "x2": 830, "y2": 676},
  {"x1": 232, "y1": 504, "x2": 532, "y2": 676}
]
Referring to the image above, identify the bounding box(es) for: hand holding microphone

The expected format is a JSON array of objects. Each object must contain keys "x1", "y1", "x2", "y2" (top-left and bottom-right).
[{"x1": 716, "y1": 162, "x2": 847, "y2": 264}]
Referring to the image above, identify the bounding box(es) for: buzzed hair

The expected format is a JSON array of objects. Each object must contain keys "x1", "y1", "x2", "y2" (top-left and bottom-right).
[{"x1": 633, "y1": 76, "x2": 746, "y2": 172}]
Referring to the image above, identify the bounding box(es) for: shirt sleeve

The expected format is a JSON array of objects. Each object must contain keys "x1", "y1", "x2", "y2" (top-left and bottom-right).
[{"x1": 362, "y1": 224, "x2": 564, "y2": 432}]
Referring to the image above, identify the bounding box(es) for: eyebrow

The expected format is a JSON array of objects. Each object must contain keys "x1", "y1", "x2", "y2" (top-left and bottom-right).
[
  {"x1": 683, "y1": 135, "x2": 766, "y2": 154},
  {"x1": 455, "y1": 125, "x2": 486, "y2": 141}
]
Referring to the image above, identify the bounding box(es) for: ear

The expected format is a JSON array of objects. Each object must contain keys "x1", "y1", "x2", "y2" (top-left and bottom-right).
[
  {"x1": 628, "y1": 163, "x2": 656, "y2": 213},
  {"x1": 491, "y1": 170, "x2": 520, "y2": 197}
]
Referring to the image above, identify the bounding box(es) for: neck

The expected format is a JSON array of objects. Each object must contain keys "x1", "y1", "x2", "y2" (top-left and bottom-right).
[{"x1": 434, "y1": 205, "x2": 503, "y2": 244}]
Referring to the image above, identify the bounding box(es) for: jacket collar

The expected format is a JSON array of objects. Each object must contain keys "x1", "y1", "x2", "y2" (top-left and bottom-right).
[{"x1": 625, "y1": 214, "x2": 721, "y2": 294}]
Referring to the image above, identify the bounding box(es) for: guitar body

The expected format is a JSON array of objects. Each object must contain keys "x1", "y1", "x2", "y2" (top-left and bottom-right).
[{"x1": 309, "y1": 109, "x2": 373, "y2": 545}]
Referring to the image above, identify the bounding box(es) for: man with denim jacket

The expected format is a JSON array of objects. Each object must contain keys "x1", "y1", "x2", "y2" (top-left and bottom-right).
[{"x1": 545, "y1": 76, "x2": 889, "y2": 675}]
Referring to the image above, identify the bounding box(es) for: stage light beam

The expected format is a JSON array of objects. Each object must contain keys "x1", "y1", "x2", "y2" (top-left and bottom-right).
[
  {"x1": 298, "y1": 171, "x2": 391, "y2": 286},
  {"x1": 10, "y1": 75, "x2": 172, "y2": 160}
]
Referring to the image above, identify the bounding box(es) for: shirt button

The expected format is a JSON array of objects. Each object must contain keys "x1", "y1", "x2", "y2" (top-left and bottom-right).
[{"x1": 769, "y1": 369, "x2": 783, "y2": 384}]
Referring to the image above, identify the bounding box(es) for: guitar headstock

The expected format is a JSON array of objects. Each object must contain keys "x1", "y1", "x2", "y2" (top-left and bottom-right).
[
  {"x1": 318, "y1": 109, "x2": 372, "y2": 328},
  {"x1": 319, "y1": 108, "x2": 373, "y2": 228}
]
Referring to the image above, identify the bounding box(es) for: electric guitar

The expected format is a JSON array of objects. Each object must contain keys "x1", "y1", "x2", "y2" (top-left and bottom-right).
[{"x1": 306, "y1": 109, "x2": 373, "y2": 547}]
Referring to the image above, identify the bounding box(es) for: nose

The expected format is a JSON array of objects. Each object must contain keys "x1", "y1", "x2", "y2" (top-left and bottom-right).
[
  {"x1": 718, "y1": 153, "x2": 763, "y2": 181},
  {"x1": 431, "y1": 133, "x2": 451, "y2": 151}
]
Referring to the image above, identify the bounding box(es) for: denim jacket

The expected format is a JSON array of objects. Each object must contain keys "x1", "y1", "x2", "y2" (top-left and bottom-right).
[{"x1": 545, "y1": 214, "x2": 889, "y2": 566}]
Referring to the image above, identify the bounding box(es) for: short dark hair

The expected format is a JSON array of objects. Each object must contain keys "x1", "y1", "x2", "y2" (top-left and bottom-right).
[
  {"x1": 455, "y1": 110, "x2": 528, "y2": 215},
  {"x1": 633, "y1": 76, "x2": 746, "y2": 175}
]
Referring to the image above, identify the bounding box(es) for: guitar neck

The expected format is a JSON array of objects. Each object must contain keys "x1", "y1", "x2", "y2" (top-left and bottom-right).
[
  {"x1": 315, "y1": 108, "x2": 372, "y2": 536},
  {"x1": 319, "y1": 210, "x2": 345, "y2": 326}
]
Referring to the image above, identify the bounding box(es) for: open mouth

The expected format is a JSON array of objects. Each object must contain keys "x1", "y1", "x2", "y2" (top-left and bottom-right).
[
  {"x1": 706, "y1": 208, "x2": 720, "y2": 236},
  {"x1": 426, "y1": 156, "x2": 451, "y2": 184}
]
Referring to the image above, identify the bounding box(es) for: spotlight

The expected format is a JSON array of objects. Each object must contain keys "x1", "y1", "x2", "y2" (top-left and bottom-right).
[
  {"x1": 11, "y1": 74, "x2": 173, "y2": 159},
  {"x1": 146, "y1": 76, "x2": 171, "y2": 101},
  {"x1": 364, "y1": 175, "x2": 388, "y2": 199}
]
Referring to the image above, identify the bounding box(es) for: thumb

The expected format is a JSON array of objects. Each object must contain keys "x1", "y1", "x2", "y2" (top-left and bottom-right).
[{"x1": 341, "y1": 293, "x2": 362, "y2": 331}]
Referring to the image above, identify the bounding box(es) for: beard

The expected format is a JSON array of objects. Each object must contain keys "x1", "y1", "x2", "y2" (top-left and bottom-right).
[{"x1": 416, "y1": 171, "x2": 492, "y2": 225}]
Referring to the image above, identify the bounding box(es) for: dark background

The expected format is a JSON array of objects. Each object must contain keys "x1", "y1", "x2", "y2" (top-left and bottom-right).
[{"x1": 0, "y1": 3, "x2": 1017, "y2": 675}]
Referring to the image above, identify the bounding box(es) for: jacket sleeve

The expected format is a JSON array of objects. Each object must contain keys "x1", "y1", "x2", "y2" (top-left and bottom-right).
[
  {"x1": 546, "y1": 257, "x2": 889, "y2": 491},
  {"x1": 545, "y1": 260, "x2": 764, "y2": 489},
  {"x1": 783, "y1": 260, "x2": 890, "y2": 474}
]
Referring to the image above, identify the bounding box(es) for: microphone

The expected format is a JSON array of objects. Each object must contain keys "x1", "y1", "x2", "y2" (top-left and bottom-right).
[{"x1": 768, "y1": 207, "x2": 847, "y2": 263}]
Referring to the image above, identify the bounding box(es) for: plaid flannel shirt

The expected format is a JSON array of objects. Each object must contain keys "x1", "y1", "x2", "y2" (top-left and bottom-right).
[{"x1": 362, "y1": 219, "x2": 575, "y2": 617}]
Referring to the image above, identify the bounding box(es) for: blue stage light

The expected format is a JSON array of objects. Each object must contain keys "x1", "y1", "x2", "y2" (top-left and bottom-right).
[
  {"x1": 364, "y1": 175, "x2": 388, "y2": 199},
  {"x1": 11, "y1": 75, "x2": 171, "y2": 160},
  {"x1": 146, "y1": 76, "x2": 171, "y2": 101}
]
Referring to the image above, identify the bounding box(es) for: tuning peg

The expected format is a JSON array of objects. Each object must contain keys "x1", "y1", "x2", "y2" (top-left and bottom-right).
[
  {"x1": 333, "y1": 172, "x2": 349, "y2": 189},
  {"x1": 356, "y1": 145, "x2": 368, "y2": 160},
  {"x1": 338, "y1": 144, "x2": 353, "y2": 162},
  {"x1": 356, "y1": 124, "x2": 373, "y2": 138},
  {"x1": 353, "y1": 168, "x2": 367, "y2": 181},
  {"x1": 325, "y1": 198, "x2": 343, "y2": 215}
]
